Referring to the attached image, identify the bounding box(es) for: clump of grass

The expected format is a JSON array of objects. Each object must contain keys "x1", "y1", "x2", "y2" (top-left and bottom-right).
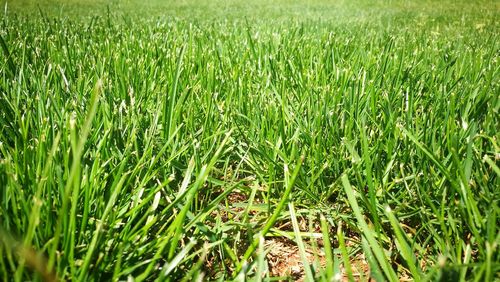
[{"x1": 0, "y1": 0, "x2": 498, "y2": 281}]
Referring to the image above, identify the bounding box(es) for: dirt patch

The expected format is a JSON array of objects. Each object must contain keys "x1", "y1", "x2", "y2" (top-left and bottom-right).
[
  {"x1": 266, "y1": 237, "x2": 326, "y2": 281},
  {"x1": 265, "y1": 237, "x2": 372, "y2": 281},
  {"x1": 205, "y1": 188, "x2": 375, "y2": 280}
]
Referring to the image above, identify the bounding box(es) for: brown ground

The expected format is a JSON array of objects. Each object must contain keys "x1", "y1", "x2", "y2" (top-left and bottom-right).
[{"x1": 206, "y1": 190, "x2": 376, "y2": 281}]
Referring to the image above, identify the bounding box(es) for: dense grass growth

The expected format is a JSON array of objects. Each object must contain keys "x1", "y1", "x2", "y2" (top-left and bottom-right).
[{"x1": 0, "y1": 0, "x2": 499, "y2": 280}]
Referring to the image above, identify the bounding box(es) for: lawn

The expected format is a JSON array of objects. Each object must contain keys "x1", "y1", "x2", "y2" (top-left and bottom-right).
[{"x1": 0, "y1": 0, "x2": 499, "y2": 281}]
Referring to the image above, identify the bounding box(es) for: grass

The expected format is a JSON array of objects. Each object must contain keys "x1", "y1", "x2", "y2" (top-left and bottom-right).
[{"x1": 0, "y1": 0, "x2": 499, "y2": 280}]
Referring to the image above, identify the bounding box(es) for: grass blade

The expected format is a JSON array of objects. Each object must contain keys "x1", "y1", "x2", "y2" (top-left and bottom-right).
[{"x1": 341, "y1": 174, "x2": 398, "y2": 282}]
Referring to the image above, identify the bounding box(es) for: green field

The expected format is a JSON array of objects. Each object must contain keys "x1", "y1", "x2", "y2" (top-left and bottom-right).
[{"x1": 0, "y1": 0, "x2": 499, "y2": 281}]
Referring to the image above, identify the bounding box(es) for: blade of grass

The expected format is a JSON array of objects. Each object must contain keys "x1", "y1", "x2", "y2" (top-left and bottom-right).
[
  {"x1": 337, "y1": 222, "x2": 354, "y2": 282},
  {"x1": 289, "y1": 202, "x2": 315, "y2": 281},
  {"x1": 320, "y1": 214, "x2": 335, "y2": 280},
  {"x1": 236, "y1": 154, "x2": 304, "y2": 275},
  {"x1": 385, "y1": 206, "x2": 422, "y2": 281},
  {"x1": 341, "y1": 174, "x2": 398, "y2": 281}
]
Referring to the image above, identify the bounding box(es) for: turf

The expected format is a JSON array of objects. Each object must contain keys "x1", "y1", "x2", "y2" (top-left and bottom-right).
[{"x1": 0, "y1": 0, "x2": 499, "y2": 281}]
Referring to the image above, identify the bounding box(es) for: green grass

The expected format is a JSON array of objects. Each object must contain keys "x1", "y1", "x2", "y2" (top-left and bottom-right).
[{"x1": 0, "y1": 0, "x2": 499, "y2": 281}]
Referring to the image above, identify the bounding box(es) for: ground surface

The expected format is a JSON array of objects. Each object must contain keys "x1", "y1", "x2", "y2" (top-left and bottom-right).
[{"x1": 0, "y1": 0, "x2": 499, "y2": 281}]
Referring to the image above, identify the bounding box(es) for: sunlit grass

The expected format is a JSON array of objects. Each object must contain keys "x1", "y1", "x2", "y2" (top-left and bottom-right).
[{"x1": 0, "y1": 0, "x2": 498, "y2": 281}]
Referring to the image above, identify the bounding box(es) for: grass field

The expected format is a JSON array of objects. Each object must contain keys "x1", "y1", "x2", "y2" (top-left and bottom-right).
[{"x1": 0, "y1": 0, "x2": 499, "y2": 281}]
